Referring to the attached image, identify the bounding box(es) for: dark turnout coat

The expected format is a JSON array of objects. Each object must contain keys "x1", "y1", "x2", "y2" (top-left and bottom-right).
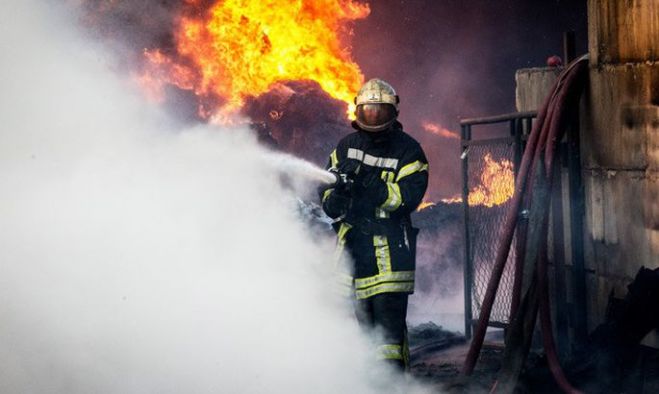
[{"x1": 320, "y1": 121, "x2": 429, "y2": 300}]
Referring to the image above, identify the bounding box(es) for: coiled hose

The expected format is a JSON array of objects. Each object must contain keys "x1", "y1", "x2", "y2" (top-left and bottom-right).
[{"x1": 461, "y1": 55, "x2": 590, "y2": 394}]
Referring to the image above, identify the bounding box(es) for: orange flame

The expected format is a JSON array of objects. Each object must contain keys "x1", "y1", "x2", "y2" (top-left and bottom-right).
[
  {"x1": 440, "y1": 196, "x2": 463, "y2": 205},
  {"x1": 416, "y1": 199, "x2": 436, "y2": 211},
  {"x1": 138, "y1": 0, "x2": 369, "y2": 123},
  {"x1": 137, "y1": 49, "x2": 197, "y2": 102},
  {"x1": 421, "y1": 121, "x2": 459, "y2": 140},
  {"x1": 441, "y1": 153, "x2": 515, "y2": 207}
]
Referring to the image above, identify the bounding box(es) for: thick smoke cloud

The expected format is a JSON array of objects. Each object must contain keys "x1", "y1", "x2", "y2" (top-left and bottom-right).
[
  {"x1": 408, "y1": 205, "x2": 464, "y2": 330},
  {"x1": 0, "y1": 2, "x2": 430, "y2": 392},
  {"x1": 79, "y1": 0, "x2": 186, "y2": 57}
]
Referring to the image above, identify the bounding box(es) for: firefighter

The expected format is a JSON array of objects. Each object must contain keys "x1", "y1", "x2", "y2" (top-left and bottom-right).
[{"x1": 319, "y1": 78, "x2": 429, "y2": 370}]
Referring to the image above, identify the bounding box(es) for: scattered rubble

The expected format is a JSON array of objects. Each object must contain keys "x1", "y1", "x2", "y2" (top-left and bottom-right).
[{"x1": 409, "y1": 322, "x2": 465, "y2": 361}]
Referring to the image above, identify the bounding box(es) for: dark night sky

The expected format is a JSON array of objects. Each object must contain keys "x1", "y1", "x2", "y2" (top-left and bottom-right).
[{"x1": 350, "y1": 0, "x2": 588, "y2": 199}]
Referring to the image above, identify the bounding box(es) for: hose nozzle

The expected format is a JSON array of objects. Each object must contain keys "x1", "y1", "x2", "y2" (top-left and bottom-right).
[{"x1": 326, "y1": 170, "x2": 353, "y2": 192}]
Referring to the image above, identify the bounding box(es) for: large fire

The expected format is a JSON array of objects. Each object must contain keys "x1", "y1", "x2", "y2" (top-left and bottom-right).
[
  {"x1": 441, "y1": 153, "x2": 515, "y2": 208},
  {"x1": 138, "y1": 0, "x2": 370, "y2": 123}
]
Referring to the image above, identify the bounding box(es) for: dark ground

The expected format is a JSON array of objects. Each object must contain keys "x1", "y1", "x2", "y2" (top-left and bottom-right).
[
  {"x1": 408, "y1": 330, "x2": 659, "y2": 394},
  {"x1": 408, "y1": 292, "x2": 659, "y2": 394},
  {"x1": 409, "y1": 325, "x2": 505, "y2": 394}
]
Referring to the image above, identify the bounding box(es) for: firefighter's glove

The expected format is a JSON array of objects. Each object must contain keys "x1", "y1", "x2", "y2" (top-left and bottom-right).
[
  {"x1": 321, "y1": 169, "x2": 352, "y2": 218},
  {"x1": 329, "y1": 169, "x2": 354, "y2": 196},
  {"x1": 324, "y1": 189, "x2": 351, "y2": 217},
  {"x1": 352, "y1": 167, "x2": 388, "y2": 207}
]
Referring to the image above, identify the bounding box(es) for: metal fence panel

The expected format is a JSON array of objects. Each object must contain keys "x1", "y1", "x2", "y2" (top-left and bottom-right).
[
  {"x1": 461, "y1": 113, "x2": 535, "y2": 337},
  {"x1": 467, "y1": 140, "x2": 517, "y2": 325}
]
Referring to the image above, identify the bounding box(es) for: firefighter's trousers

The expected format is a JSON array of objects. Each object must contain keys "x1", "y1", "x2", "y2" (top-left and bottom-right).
[{"x1": 354, "y1": 292, "x2": 409, "y2": 371}]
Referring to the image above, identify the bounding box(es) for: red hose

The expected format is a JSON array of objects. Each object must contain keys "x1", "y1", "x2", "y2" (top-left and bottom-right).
[
  {"x1": 461, "y1": 74, "x2": 554, "y2": 375},
  {"x1": 537, "y1": 57, "x2": 589, "y2": 394},
  {"x1": 461, "y1": 61, "x2": 572, "y2": 375},
  {"x1": 538, "y1": 216, "x2": 582, "y2": 394},
  {"x1": 507, "y1": 61, "x2": 581, "y2": 319},
  {"x1": 461, "y1": 56, "x2": 589, "y2": 394},
  {"x1": 544, "y1": 56, "x2": 590, "y2": 177}
]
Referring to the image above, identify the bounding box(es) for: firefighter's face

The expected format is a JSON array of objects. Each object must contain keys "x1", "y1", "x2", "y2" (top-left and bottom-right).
[{"x1": 355, "y1": 103, "x2": 397, "y2": 132}]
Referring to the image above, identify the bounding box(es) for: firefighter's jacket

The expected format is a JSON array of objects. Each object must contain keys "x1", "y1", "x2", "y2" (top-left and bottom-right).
[{"x1": 320, "y1": 121, "x2": 429, "y2": 300}]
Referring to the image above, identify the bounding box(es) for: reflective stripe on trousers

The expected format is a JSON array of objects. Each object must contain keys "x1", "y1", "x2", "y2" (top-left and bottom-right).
[{"x1": 353, "y1": 235, "x2": 414, "y2": 300}]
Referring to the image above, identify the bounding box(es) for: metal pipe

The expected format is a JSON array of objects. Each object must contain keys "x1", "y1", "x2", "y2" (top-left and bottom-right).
[
  {"x1": 509, "y1": 118, "x2": 527, "y2": 321},
  {"x1": 551, "y1": 153, "x2": 569, "y2": 359},
  {"x1": 462, "y1": 124, "x2": 474, "y2": 339},
  {"x1": 460, "y1": 111, "x2": 538, "y2": 126}
]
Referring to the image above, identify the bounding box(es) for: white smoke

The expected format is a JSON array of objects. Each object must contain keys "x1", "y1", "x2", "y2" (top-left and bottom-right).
[{"x1": 0, "y1": 2, "x2": 431, "y2": 393}]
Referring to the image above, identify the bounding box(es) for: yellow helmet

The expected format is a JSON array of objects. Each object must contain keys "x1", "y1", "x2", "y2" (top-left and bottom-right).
[{"x1": 354, "y1": 78, "x2": 400, "y2": 132}]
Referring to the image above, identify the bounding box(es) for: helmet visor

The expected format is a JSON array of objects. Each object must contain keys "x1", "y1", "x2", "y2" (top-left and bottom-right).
[{"x1": 355, "y1": 104, "x2": 397, "y2": 130}]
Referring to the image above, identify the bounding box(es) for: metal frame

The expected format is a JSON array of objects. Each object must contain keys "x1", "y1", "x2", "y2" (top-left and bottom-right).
[{"x1": 460, "y1": 111, "x2": 536, "y2": 339}]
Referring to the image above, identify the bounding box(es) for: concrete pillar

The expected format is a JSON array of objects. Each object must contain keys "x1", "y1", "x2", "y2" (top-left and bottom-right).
[
  {"x1": 582, "y1": 0, "x2": 659, "y2": 341},
  {"x1": 515, "y1": 67, "x2": 560, "y2": 112}
]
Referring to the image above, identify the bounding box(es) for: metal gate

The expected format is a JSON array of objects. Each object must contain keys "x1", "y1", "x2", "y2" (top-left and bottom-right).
[{"x1": 461, "y1": 112, "x2": 536, "y2": 338}]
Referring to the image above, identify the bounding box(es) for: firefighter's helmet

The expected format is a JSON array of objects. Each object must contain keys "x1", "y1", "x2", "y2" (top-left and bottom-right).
[{"x1": 354, "y1": 78, "x2": 400, "y2": 132}]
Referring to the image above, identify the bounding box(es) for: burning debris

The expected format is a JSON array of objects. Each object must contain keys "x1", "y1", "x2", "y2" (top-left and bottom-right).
[
  {"x1": 242, "y1": 80, "x2": 354, "y2": 165},
  {"x1": 166, "y1": 0, "x2": 368, "y2": 119},
  {"x1": 82, "y1": 0, "x2": 369, "y2": 123},
  {"x1": 79, "y1": 0, "x2": 370, "y2": 170}
]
